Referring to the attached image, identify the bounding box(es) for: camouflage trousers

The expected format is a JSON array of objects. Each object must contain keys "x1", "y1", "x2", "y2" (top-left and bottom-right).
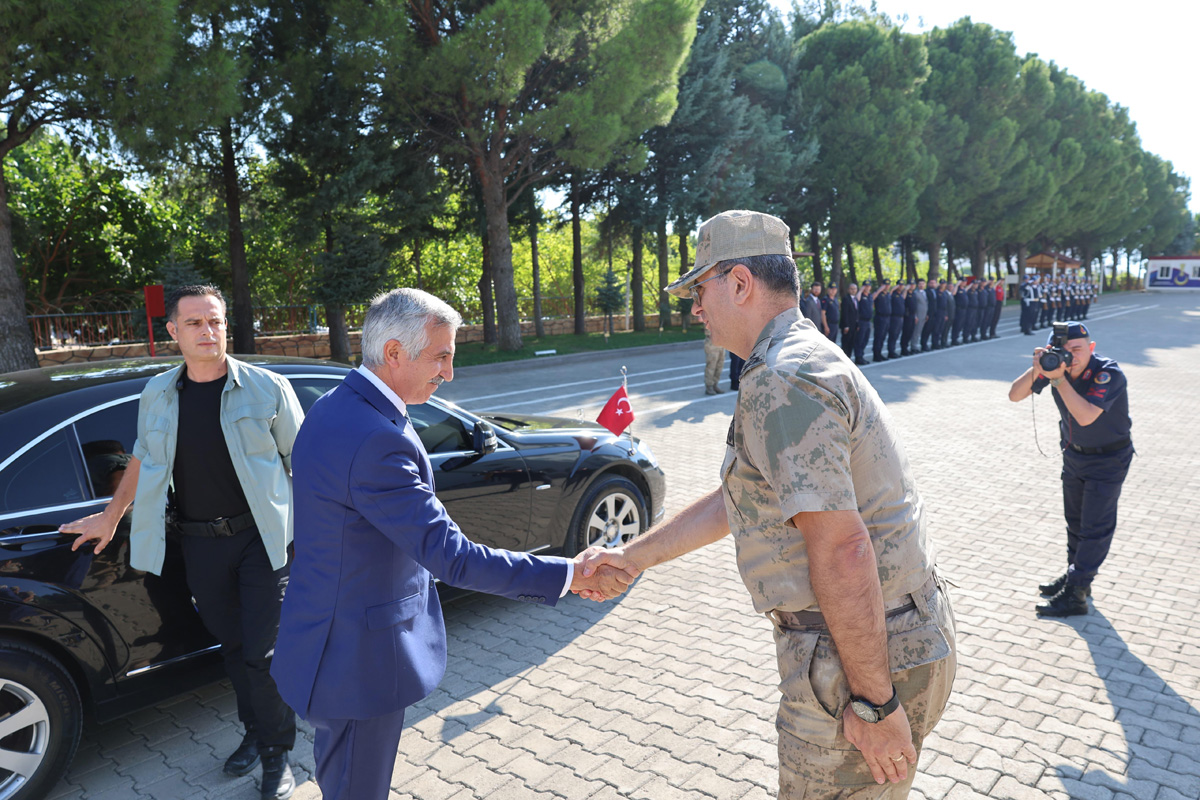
[
  {"x1": 704, "y1": 341, "x2": 725, "y2": 390},
  {"x1": 772, "y1": 574, "x2": 957, "y2": 799}
]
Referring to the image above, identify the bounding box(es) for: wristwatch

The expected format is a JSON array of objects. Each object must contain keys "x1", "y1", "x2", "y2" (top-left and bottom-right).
[
  {"x1": 848, "y1": 686, "x2": 900, "y2": 724},
  {"x1": 1050, "y1": 377, "x2": 1064, "y2": 388}
]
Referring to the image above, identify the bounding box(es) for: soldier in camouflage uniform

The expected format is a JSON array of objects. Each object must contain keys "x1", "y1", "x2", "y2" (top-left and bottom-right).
[{"x1": 580, "y1": 210, "x2": 956, "y2": 799}]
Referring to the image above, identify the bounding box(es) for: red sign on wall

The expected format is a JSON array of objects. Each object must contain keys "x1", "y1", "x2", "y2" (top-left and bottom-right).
[{"x1": 144, "y1": 285, "x2": 166, "y2": 318}]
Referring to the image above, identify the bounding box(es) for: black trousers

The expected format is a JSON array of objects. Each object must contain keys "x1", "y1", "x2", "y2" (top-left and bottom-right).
[
  {"x1": 181, "y1": 527, "x2": 296, "y2": 751},
  {"x1": 1061, "y1": 446, "x2": 1133, "y2": 587}
]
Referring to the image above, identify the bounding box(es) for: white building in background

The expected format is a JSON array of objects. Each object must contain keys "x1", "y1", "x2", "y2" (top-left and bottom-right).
[{"x1": 1146, "y1": 256, "x2": 1200, "y2": 290}]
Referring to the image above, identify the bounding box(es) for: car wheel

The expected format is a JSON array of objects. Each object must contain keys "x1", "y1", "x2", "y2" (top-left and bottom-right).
[
  {"x1": 0, "y1": 645, "x2": 82, "y2": 800},
  {"x1": 566, "y1": 476, "x2": 647, "y2": 557}
]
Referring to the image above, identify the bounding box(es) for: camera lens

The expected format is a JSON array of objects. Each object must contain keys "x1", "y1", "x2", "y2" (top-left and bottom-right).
[{"x1": 1039, "y1": 351, "x2": 1062, "y2": 372}]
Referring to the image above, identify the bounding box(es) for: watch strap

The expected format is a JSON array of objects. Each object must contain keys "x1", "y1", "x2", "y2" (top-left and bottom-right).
[{"x1": 852, "y1": 685, "x2": 899, "y2": 723}]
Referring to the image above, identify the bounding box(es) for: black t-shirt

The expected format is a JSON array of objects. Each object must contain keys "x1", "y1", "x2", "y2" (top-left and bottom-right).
[
  {"x1": 1032, "y1": 354, "x2": 1131, "y2": 449},
  {"x1": 173, "y1": 373, "x2": 252, "y2": 521}
]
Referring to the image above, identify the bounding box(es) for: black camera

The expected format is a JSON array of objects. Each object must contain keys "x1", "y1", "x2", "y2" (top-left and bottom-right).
[{"x1": 1038, "y1": 322, "x2": 1074, "y2": 372}]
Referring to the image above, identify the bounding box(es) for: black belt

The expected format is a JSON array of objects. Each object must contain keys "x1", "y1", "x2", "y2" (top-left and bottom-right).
[
  {"x1": 175, "y1": 511, "x2": 257, "y2": 538},
  {"x1": 771, "y1": 597, "x2": 917, "y2": 630},
  {"x1": 1067, "y1": 438, "x2": 1131, "y2": 455}
]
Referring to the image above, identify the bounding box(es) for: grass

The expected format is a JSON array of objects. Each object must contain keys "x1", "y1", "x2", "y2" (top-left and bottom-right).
[{"x1": 453, "y1": 325, "x2": 707, "y2": 367}]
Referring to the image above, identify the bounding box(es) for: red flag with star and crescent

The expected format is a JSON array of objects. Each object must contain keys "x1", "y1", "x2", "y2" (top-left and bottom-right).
[{"x1": 596, "y1": 385, "x2": 635, "y2": 435}]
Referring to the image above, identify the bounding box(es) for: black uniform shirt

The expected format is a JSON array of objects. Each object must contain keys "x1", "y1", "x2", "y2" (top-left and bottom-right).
[{"x1": 1032, "y1": 354, "x2": 1131, "y2": 449}]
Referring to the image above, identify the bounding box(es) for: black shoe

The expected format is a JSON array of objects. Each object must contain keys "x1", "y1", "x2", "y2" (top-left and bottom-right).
[
  {"x1": 855, "y1": 359, "x2": 869, "y2": 366},
  {"x1": 260, "y1": 753, "x2": 295, "y2": 800},
  {"x1": 1036, "y1": 585, "x2": 1090, "y2": 617},
  {"x1": 224, "y1": 733, "x2": 260, "y2": 777},
  {"x1": 1038, "y1": 573, "x2": 1091, "y2": 598}
]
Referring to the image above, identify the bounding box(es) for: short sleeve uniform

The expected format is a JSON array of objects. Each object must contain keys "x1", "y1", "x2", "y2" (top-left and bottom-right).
[
  {"x1": 720, "y1": 307, "x2": 933, "y2": 613},
  {"x1": 1032, "y1": 355, "x2": 1130, "y2": 449}
]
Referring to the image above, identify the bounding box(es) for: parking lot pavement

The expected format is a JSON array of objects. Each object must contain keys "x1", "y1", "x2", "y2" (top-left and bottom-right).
[{"x1": 51, "y1": 292, "x2": 1199, "y2": 799}]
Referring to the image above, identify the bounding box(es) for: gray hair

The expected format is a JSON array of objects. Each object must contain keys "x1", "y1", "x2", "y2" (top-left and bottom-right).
[
  {"x1": 360, "y1": 288, "x2": 463, "y2": 367},
  {"x1": 714, "y1": 253, "x2": 800, "y2": 297}
]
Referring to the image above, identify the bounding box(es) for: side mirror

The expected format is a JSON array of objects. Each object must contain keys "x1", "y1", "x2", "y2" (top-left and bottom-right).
[{"x1": 472, "y1": 421, "x2": 498, "y2": 455}]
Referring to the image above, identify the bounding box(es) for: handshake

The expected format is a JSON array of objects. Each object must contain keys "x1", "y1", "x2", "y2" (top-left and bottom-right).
[{"x1": 568, "y1": 547, "x2": 640, "y2": 602}]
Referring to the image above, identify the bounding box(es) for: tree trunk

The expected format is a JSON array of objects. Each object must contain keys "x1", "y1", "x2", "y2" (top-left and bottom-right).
[
  {"x1": 945, "y1": 243, "x2": 957, "y2": 281},
  {"x1": 846, "y1": 243, "x2": 857, "y2": 285},
  {"x1": 479, "y1": 230, "x2": 495, "y2": 344},
  {"x1": 218, "y1": 117, "x2": 255, "y2": 354},
  {"x1": 905, "y1": 237, "x2": 917, "y2": 282},
  {"x1": 0, "y1": 163, "x2": 39, "y2": 371},
  {"x1": 927, "y1": 239, "x2": 942, "y2": 282},
  {"x1": 474, "y1": 151, "x2": 520, "y2": 350},
  {"x1": 531, "y1": 215, "x2": 544, "y2": 338},
  {"x1": 1017, "y1": 244, "x2": 1027, "y2": 278},
  {"x1": 657, "y1": 216, "x2": 670, "y2": 328},
  {"x1": 631, "y1": 225, "x2": 645, "y2": 332},
  {"x1": 325, "y1": 303, "x2": 350, "y2": 364},
  {"x1": 322, "y1": 225, "x2": 351, "y2": 364},
  {"x1": 971, "y1": 233, "x2": 986, "y2": 279},
  {"x1": 809, "y1": 224, "x2": 824, "y2": 284},
  {"x1": 872, "y1": 245, "x2": 884, "y2": 285},
  {"x1": 828, "y1": 231, "x2": 842, "y2": 291},
  {"x1": 571, "y1": 175, "x2": 585, "y2": 336}
]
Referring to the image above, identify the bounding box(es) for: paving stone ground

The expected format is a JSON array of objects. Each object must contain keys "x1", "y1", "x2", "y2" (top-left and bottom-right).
[{"x1": 48, "y1": 291, "x2": 1199, "y2": 799}]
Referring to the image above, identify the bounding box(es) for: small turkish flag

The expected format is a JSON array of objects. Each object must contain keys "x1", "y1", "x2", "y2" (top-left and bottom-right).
[{"x1": 596, "y1": 385, "x2": 635, "y2": 435}]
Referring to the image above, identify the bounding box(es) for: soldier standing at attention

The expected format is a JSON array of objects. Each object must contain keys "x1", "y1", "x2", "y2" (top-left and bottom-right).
[{"x1": 872, "y1": 279, "x2": 891, "y2": 363}]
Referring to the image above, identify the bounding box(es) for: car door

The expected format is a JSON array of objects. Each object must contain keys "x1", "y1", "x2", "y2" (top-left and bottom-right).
[
  {"x1": 410, "y1": 402, "x2": 534, "y2": 553},
  {"x1": 0, "y1": 395, "x2": 216, "y2": 685}
]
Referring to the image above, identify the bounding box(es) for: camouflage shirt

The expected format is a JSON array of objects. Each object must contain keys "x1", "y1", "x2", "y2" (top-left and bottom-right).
[{"x1": 721, "y1": 307, "x2": 934, "y2": 613}]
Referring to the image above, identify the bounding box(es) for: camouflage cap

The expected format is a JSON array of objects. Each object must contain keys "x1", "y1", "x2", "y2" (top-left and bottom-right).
[{"x1": 665, "y1": 210, "x2": 791, "y2": 298}]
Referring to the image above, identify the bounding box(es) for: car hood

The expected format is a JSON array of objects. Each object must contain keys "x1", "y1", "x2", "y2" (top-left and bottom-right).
[{"x1": 478, "y1": 412, "x2": 610, "y2": 434}]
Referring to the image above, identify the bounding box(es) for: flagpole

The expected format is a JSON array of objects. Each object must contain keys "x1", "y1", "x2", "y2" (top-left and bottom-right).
[{"x1": 621, "y1": 365, "x2": 635, "y2": 455}]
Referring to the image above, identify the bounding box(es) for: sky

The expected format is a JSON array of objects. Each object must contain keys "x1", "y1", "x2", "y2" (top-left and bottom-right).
[{"x1": 769, "y1": 0, "x2": 1199, "y2": 214}]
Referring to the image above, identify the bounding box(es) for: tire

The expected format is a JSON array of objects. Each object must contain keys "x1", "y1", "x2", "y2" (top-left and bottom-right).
[
  {"x1": 565, "y1": 475, "x2": 647, "y2": 557},
  {"x1": 0, "y1": 644, "x2": 82, "y2": 800}
]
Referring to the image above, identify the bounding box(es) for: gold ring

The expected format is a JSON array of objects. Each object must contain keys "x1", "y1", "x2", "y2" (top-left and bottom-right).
[{"x1": 889, "y1": 754, "x2": 906, "y2": 762}]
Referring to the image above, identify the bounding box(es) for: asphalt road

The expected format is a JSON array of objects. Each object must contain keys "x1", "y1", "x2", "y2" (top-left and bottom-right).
[{"x1": 53, "y1": 291, "x2": 1200, "y2": 799}]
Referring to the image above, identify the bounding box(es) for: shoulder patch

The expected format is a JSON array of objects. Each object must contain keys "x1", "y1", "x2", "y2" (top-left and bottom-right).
[
  {"x1": 1094, "y1": 371, "x2": 1112, "y2": 384},
  {"x1": 1082, "y1": 369, "x2": 1092, "y2": 380}
]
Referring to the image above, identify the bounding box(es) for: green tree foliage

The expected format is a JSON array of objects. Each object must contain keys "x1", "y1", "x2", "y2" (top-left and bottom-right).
[
  {"x1": 262, "y1": 0, "x2": 443, "y2": 362},
  {"x1": 0, "y1": 0, "x2": 173, "y2": 371},
  {"x1": 391, "y1": 0, "x2": 702, "y2": 351},
  {"x1": 8, "y1": 133, "x2": 174, "y2": 313},
  {"x1": 792, "y1": 20, "x2": 934, "y2": 287},
  {"x1": 115, "y1": 0, "x2": 276, "y2": 354}
]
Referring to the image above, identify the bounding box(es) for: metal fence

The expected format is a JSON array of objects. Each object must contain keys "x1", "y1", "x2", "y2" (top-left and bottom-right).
[{"x1": 26, "y1": 297, "x2": 587, "y2": 350}]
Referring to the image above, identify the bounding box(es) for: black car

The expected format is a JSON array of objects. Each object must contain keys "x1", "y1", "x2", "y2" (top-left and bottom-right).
[{"x1": 0, "y1": 356, "x2": 664, "y2": 800}]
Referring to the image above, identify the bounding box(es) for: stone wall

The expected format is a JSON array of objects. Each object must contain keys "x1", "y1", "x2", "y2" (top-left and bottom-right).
[{"x1": 35, "y1": 312, "x2": 686, "y2": 367}]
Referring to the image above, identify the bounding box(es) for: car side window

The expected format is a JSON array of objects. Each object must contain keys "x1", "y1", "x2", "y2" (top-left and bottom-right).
[
  {"x1": 73, "y1": 399, "x2": 139, "y2": 498},
  {"x1": 287, "y1": 377, "x2": 344, "y2": 414},
  {"x1": 0, "y1": 431, "x2": 87, "y2": 514},
  {"x1": 410, "y1": 405, "x2": 472, "y2": 454}
]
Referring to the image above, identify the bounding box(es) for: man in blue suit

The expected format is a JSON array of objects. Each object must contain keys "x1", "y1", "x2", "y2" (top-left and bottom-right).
[{"x1": 272, "y1": 288, "x2": 631, "y2": 800}]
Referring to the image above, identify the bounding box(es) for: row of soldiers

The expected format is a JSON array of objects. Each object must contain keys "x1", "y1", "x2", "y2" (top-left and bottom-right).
[
  {"x1": 1019, "y1": 274, "x2": 1097, "y2": 334},
  {"x1": 800, "y1": 277, "x2": 1011, "y2": 365}
]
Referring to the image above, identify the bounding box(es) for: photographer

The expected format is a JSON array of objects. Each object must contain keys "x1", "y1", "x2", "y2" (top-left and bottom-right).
[{"x1": 1008, "y1": 322, "x2": 1133, "y2": 617}]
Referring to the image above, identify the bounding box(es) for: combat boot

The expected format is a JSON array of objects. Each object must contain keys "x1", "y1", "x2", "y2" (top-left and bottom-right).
[
  {"x1": 1036, "y1": 585, "x2": 1090, "y2": 617},
  {"x1": 1038, "y1": 572, "x2": 1091, "y2": 598}
]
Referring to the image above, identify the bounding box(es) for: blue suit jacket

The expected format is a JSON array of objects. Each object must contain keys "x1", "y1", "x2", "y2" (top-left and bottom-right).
[{"x1": 271, "y1": 370, "x2": 569, "y2": 720}]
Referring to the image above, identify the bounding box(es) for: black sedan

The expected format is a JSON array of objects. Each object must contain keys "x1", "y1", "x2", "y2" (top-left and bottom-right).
[{"x1": 0, "y1": 356, "x2": 664, "y2": 800}]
